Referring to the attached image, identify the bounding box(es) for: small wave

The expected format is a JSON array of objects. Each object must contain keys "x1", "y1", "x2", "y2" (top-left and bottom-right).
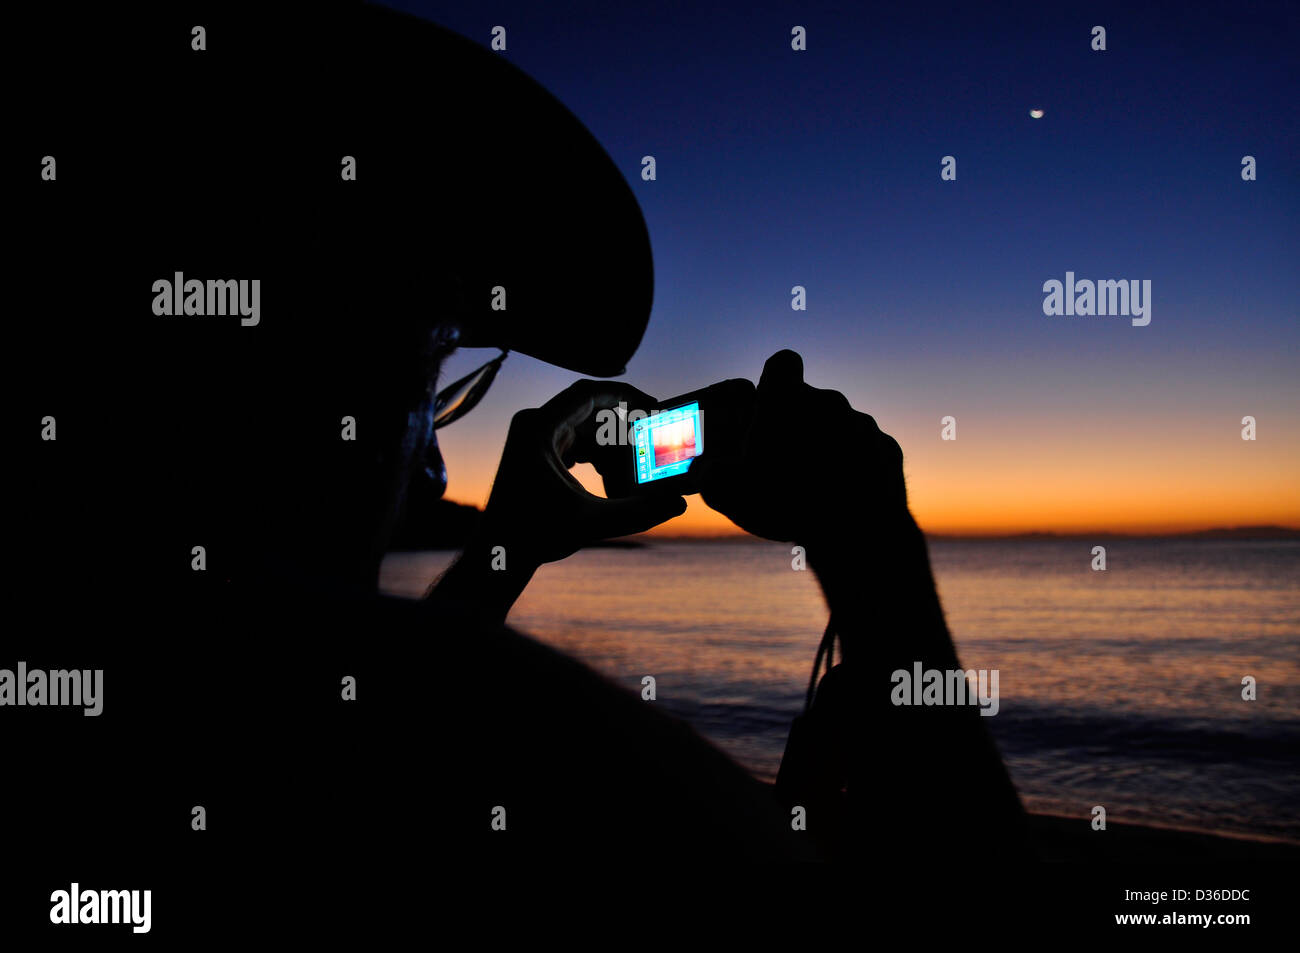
[{"x1": 989, "y1": 704, "x2": 1300, "y2": 764}]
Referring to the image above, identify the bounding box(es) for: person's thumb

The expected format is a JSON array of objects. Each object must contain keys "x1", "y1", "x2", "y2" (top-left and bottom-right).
[{"x1": 585, "y1": 494, "x2": 687, "y2": 542}]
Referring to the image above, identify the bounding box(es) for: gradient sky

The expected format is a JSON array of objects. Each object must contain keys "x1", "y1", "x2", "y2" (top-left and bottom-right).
[{"x1": 388, "y1": 0, "x2": 1298, "y2": 535}]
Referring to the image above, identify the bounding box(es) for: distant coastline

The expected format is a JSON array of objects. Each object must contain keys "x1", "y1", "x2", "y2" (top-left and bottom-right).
[
  {"x1": 923, "y1": 525, "x2": 1300, "y2": 542},
  {"x1": 390, "y1": 496, "x2": 1300, "y2": 550},
  {"x1": 648, "y1": 524, "x2": 1300, "y2": 543}
]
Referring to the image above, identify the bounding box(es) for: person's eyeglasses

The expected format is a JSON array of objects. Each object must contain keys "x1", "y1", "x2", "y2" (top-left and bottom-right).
[{"x1": 432, "y1": 350, "x2": 508, "y2": 430}]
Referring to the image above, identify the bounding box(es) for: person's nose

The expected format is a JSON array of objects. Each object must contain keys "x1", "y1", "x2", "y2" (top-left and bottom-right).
[{"x1": 424, "y1": 437, "x2": 448, "y2": 499}]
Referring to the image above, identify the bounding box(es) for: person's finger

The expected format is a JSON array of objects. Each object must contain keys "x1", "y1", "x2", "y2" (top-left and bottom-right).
[
  {"x1": 540, "y1": 380, "x2": 660, "y2": 427},
  {"x1": 582, "y1": 380, "x2": 660, "y2": 414},
  {"x1": 537, "y1": 380, "x2": 595, "y2": 414},
  {"x1": 533, "y1": 383, "x2": 607, "y2": 448},
  {"x1": 538, "y1": 382, "x2": 655, "y2": 471},
  {"x1": 568, "y1": 382, "x2": 664, "y2": 465},
  {"x1": 555, "y1": 419, "x2": 580, "y2": 462},
  {"x1": 811, "y1": 385, "x2": 852, "y2": 414},
  {"x1": 757, "y1": 349, "x2": 804, "y2": 401},
  {"x1": 539, "y1": 386, "x2": 597, "y2": 434},
  {"x1": 583, "y1": 447, "x2": 633, "y2": 490},
  {"x1": 583, "y1": 493, "x2": 687, "y2": 541}
]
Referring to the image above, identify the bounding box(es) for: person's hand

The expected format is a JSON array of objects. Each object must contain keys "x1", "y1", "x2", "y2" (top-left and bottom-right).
[
  {"x1": 699, "y1": 350, "x2": 909, "y2": 546},
  {"x1": 476, "y1": 379, "x2": 688, "y2": 569}
]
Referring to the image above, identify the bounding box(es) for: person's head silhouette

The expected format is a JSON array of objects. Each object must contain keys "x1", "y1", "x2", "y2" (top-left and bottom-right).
[{"x1": 18, "y1": 4, "x2": 655, "y2": 593}]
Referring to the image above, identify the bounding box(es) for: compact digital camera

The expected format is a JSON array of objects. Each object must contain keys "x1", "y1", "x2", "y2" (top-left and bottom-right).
[{"x1": 619, "y1": 379, "x2": 754, "y2": 496}]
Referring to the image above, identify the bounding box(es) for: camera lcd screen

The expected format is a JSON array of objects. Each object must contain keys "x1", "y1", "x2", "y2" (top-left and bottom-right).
[{"x1": 633, "y1": 401, "x2": 703, "y2": 484}]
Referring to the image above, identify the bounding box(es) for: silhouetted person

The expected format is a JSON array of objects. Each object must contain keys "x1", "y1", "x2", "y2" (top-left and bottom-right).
[{"x1": 11, "y1": 4, "x2": 1027, "y2": 938}]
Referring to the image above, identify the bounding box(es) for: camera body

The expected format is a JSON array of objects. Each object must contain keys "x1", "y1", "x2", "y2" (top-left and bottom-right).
[{"x1": 618, "y1": 379, "x2": 754, "y2": 497}]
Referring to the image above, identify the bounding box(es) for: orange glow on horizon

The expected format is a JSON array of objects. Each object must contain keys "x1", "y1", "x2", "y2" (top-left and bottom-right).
[
  {"x1": 633, "y1": 494, "x2": 1300, "y2": 538},
  {"x1": 447, "y1": 456, "x2": 1300, "y2": 538},
  {"x1": 438, "y1": 409, "x2": 1300, "y2": 539}
]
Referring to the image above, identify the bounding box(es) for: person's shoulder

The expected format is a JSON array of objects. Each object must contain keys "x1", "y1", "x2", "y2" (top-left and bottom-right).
[
  {"x1": 391, "y1": 594, "x2": 630, "y2": 694},
  {"x1": 262, "y1": 588, "x2": 822, "y2": 860}
]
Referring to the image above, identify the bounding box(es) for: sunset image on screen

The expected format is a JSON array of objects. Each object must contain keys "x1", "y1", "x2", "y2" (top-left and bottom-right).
[{"x1": 652, "y1": 416, "x2": 698, "y2": 467}]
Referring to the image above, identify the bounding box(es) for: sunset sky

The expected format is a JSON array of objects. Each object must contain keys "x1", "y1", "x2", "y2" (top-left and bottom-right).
[{"x1": 396, "y1": 0, "x2": 1298, "y2": 536}]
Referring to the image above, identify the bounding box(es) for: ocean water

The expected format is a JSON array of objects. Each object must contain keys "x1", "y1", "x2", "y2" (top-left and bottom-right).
[{"x1": 381, "y1": 537, "x2": 1300, "y2": 844}]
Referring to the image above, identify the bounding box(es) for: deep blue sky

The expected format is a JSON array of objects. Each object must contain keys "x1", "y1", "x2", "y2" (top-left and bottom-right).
[{"x1": 383, "y1": 0, "x2": 1298, "y2": 532}]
